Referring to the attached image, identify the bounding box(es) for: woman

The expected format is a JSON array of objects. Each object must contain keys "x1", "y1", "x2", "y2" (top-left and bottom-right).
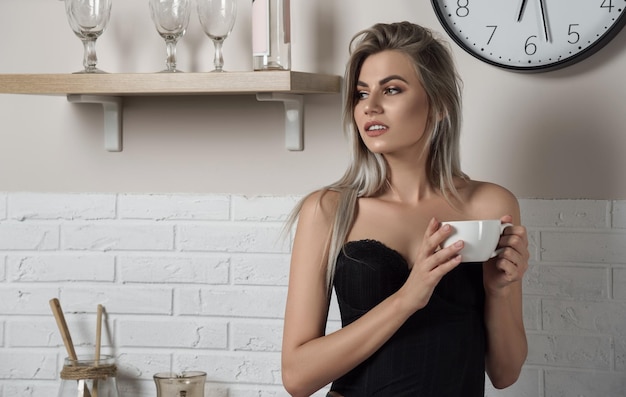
[{"x1": 281, "y1": 22, "x2": 528, "y2": 397}]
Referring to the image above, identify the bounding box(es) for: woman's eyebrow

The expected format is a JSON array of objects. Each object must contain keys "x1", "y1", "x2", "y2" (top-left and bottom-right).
[
  {"x1": 380, "y1": 75, "x2": 409, "y2": 85},
  {"x1": 356, "y1": 75, "x2": 409, "y2": 88}
]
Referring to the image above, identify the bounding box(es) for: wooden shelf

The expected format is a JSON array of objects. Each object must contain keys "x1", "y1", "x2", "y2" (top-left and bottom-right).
[
  {"x1": 0, "y1": 71, "x2": 342, "y2": 151},
  {"x1": 0, "y1": 71, "x2": 341, "y2": 96}
]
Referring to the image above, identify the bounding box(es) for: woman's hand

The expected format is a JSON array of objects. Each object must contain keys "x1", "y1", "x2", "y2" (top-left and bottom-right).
[
  {"x1": 483, "y1": 214, "x2": 529, "y2": 296},
  {"x1": 482, "y1": 214, "x2": 528, "y2": 387},
  {"x1": 398, "y1": 217, "x2": 464, "y2": 313}
]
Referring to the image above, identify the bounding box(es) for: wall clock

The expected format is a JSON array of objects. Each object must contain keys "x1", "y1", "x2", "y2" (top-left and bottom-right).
[{"x1": 431, "y1": 0, "x2": 626, "y2": 72}]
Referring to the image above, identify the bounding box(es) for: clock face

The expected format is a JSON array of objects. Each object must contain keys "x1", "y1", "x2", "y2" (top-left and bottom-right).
[{"x1": 431, "y1": 0, "x2": 626, "y2": 72}]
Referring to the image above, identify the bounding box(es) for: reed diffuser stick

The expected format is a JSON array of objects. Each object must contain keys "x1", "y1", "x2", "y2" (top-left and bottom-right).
[
  {"x1": 49, "y1": 298, "x2": 92, "y2": 397},
  {"x1": 93, "y1": 304, "x2": 103, "y2": 397},
  {"x1": 49, "y1": 298, "x2": 78, "y2": 361}
]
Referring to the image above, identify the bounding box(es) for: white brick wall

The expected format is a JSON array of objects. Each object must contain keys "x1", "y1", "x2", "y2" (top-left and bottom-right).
[
  {"x1": 0, "y1": 194, "x2": 625, "y2": 396},
  {"x1": 484, "y1": 199, "x2": 626, "y2": 397}
]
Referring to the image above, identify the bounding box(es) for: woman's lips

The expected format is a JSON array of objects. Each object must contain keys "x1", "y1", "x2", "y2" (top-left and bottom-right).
[{"x1": 364, "y1": 121, "x2": 388, "y2": 137}]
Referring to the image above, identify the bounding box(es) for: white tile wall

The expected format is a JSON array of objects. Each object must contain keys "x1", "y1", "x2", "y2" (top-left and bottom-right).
[{"x1": 0, "y1": 194, "x2": 625, "y2": 397}]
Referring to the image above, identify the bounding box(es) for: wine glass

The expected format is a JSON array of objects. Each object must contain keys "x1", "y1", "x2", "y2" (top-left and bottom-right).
[
  {"x1": 65, "y1": 0, "x2": 112, "y2": 74},
  {"x1": 149, "y1": 0, "x2": 191, "y2": 73},
  {"x1": 197, "y1": 0, "x2": 237, "y2": 72}
]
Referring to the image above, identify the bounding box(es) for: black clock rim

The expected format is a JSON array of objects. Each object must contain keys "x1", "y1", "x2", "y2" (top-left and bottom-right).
[{"x1": 430, "y1": 0, "x2": 626, "y2": 73}]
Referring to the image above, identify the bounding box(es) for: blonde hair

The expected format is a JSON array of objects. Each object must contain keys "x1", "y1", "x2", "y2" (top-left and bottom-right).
[{"x1": 288, "y1": 22, "x2": 467, "y2": 295}]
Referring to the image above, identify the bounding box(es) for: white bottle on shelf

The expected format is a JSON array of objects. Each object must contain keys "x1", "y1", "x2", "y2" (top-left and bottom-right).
[{"x1": 252, "y1": 0, "x2": 291, "y2": 70}]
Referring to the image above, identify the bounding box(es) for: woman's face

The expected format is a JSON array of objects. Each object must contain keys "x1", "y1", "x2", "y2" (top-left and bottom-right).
[{"x1": 353, "y1": 50, "x2": 431, "y2": 156}]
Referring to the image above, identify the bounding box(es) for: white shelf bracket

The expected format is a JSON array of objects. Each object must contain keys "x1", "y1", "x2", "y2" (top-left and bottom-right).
[
  {"x1": 256, "y1": 92, "x2": 304, "y2": 151},
  {"x1": 67, "y1": 94, "x2": 123, "y2": 152}
]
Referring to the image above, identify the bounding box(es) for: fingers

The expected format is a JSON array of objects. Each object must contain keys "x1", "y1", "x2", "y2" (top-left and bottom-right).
[
  {"x1": 494, "y1": 247, "x2": 527, "y2": 279},
  {"x1": 499, "y1": 233, "x2": 527, "y2": 255},
  {"x1": 500, "y1": 214, "x2": 514, "y2": 222},
  {"x1": 404, "y1": 220, "x2": 464, "y2": 311},
  {"x1": 431, "y1": 227, "x2": 464, "y2": 268},
  {"x1": 493, "y1": 224, "x2": 529, "y2": 282},
  {"x1": 431, "y1": 245, "x2": 463, "y2": 274},
  {"x1": 481, "y1": 218, "x2": 529, "y2": 280},
  {"x1": 413, "y1": 218, "x2": 464, "y2": 272},
  {"x1": 498, "y1": 227, "x2": 528, "y2": 256},
  {"x1": 422, "y1": 218, "x2": 454, "y2": 254},
  {"x1": 425, "y1": 217, "x2": 441, "y2": 236}
]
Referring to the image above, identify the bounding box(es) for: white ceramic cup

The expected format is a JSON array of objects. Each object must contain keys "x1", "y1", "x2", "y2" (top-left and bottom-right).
[{"x1": 441, "y1": 220, "x2": 513, "y2": 262}]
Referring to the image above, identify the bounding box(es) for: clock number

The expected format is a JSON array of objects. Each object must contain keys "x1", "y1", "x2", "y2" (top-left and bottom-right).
[
  {"x1": 486, "y1": 25, "x2": 497, "y2": 45},
  {"x1": 455, "y1": 0, "x2": 470, "y2": 17},
  {"x1": 524, "y1": 35, "x2": 538, "y2": 56},
  {"x1": 568, "y1": 24, "x2": 581, "y2": 44},
  {"x1": 431, "y1": 0, "x2": 626, "y2": 72},
  {"x1": 600, "y1": 0, "x2": 614, "y2": 12}
]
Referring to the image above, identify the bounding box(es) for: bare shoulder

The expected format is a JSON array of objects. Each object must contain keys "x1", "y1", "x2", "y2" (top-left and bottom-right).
[
  {"x1": 299, "y1": 189, "x2": 340, "y2": 222},
  {"x1": 458, "y1": 180, "x2": 520, "y2": 221},
  {"x1": 289, "y1": 189, "x2": 340, "y2": 286},
  {"x1": 294, "y1": 189, "x2": 341, "y2": 237}
]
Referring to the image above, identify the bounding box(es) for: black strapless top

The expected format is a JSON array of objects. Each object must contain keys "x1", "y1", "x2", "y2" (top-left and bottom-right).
[{"x1": 330, "y1": 239, "x2": 486, "y2": 396}]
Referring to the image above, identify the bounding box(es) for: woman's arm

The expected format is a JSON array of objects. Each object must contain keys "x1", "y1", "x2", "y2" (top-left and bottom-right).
[
  {"x1": 281, "y1": 191, "x2": 464, "y2": 397},
  {"x1": 474, "y1": 185, "x2": 529, "y2": 388},
  {"x1": 484, "y1": 263, "x2": 527, "y2": 388}
]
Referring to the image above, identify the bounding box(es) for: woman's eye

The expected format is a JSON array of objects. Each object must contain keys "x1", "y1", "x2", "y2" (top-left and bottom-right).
[
  {"x1": 385, "y1": 87, "x2": 401, "y2": 95},
  {"x1": 356, "y1": 91, "x2": 369, "y2": 100}
]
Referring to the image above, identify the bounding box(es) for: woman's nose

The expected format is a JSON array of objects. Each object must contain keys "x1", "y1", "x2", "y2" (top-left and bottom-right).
[{"x1": 363, "y1": 93, "x2": 382, "y2": 114}]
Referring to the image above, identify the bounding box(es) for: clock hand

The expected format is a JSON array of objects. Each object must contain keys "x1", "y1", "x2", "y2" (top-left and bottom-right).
[
  {"x1": 517, "y1": 0, "x2": 528, "y2": 21},
  {"x1": 539, "y1": 0, "x2": 550, "y2": 42}
]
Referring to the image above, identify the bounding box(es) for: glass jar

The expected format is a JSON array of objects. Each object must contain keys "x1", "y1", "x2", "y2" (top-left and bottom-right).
[
  {"x1": 252, "y1": 0, "x2": 291, "y2": 70},
  {"x1": 57, "y1": 355, "x2": 119, "y2": 397},
  {"x1": 154, "y1": 371, "x2": 207, "y2": 397}
]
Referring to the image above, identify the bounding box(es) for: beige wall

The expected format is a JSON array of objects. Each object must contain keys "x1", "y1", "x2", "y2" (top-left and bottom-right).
[{"x1": 1, "y1": 0, "x2": 625, "y2": 198}]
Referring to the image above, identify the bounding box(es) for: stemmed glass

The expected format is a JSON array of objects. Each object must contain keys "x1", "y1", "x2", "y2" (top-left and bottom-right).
[
  {"x1": 65, "y1": 0, "x2": 112, "y2": 74},
  {"x1": 149, "y1": 0, "x2": 191, "y2": 73},
  {"x1": 197, "y1": 0, "x2": 237, "y2": 72}
]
